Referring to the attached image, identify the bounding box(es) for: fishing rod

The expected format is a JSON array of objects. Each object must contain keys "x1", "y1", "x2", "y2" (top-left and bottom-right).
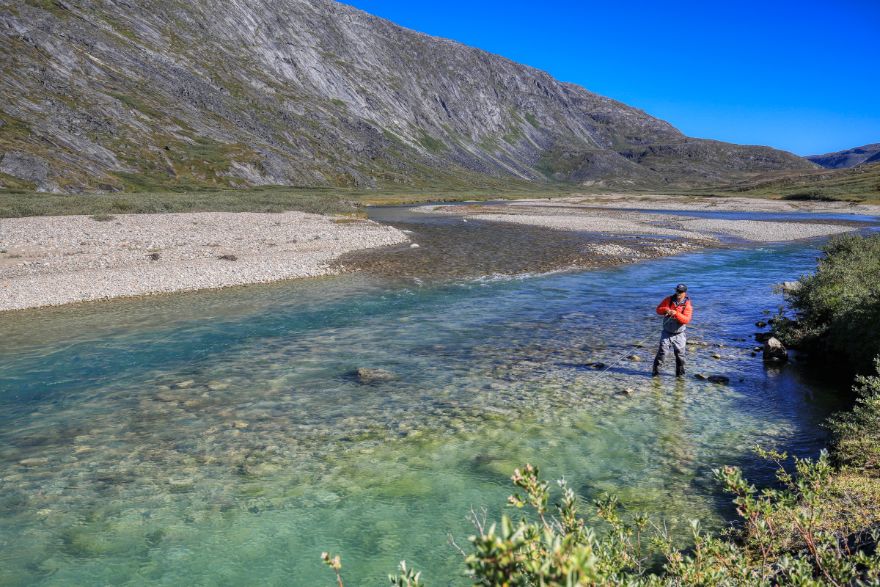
[{"x1": 592, "y1": 323, "x2": 709, "y2": 378}]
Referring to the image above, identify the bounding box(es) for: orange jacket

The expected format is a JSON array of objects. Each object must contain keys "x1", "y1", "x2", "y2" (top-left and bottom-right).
[{"x1": 657, "y1": 295, "x2": 693, "y2": 325}]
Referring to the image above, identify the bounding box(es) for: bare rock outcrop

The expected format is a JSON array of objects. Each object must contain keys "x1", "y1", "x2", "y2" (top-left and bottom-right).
[{"x1": 0, "y1": 0, "x2": 816, "y2": 192}]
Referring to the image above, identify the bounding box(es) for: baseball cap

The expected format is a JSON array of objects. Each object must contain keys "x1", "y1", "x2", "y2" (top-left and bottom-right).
[{"x1": 675, "y1": 283, "x2": 688, "y2": 293}]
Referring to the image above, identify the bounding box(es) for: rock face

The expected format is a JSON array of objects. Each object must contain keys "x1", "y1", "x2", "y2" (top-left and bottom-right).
[
  {"x1": 763, "y1": 337, "x2": 788, "y2": 363},
  {"x1": 0, "y1": 0, "x2": 816, "y2": 192},
  {"x1": 807, "y1": 143, "x2": 880, "y2": 169}
]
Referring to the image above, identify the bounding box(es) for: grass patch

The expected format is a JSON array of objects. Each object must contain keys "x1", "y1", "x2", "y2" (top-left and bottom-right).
[
  {"x1": 477, "y1": 135, "x2": 499, "y2": 152},
  {"x1": 524, "y1": 112, "x2": 540, "y2": 128},
  {"x1": 0, "y1": 180, "x2": 590, "y2": 219},
  {"x1": 717, "y1": 162, "x2": 880, "y2": 202},
  {"x1": 502, "y1": 126, "x2": 524, "y2": 145},
  {"x1": 0, "y1": 172, "x2": 37, "y2": 192},
  {"x1": 0, "y1": 187, "x2": 359, "y2": 218},
  {"x1": 416, "y1": 131, "x2": 446, "y2": 154},
  {"x1": 108, "y1": 91, "x2": 164, "y2": 120}
]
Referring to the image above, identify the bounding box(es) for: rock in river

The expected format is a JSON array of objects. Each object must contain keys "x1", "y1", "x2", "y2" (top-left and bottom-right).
[
  {"x1": 355, "y1": 367, "x2": 397, "y2": 384},
  {"x1": 763, "y1": 337, "x2": 788, "y2": 363}
]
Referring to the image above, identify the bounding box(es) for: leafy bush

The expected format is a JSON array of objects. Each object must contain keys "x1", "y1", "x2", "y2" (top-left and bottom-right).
[
  {"x1": 324, "y1": 459, "x2": 880, "y2": 586},
  {"x1": 828, "y1": 357, "x2": 880, "y2": 474},
  {"x1": 775, "y1": 233, "x2": 880, "y2": 376}
]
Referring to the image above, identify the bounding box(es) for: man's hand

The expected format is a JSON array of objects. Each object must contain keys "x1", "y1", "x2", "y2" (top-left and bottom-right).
[{"x1": 665, "y1": 309, "x2": 675, "y2": 317}]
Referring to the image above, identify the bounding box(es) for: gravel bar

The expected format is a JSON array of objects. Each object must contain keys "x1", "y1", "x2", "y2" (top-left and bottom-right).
[
  {"x1": 0, "y1": 211, "x2": 408, "y2": 312},
  {"x1": 429, "y1": 201, "x2": 865, "y2": 243}
]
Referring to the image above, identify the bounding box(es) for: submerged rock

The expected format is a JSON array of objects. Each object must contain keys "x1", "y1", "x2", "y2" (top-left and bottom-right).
[
  {"x1": 755, "y1": 320, "x2": 767, "y2": 328},
  {"x1": 354, "y1": 367, "x2": 397, "y2": 384},
  {"x1": 763, "y1": 337, "x2": 788, "y2": 363},
  {"x1": 707, "y1": 375, "x2": 730, "y2": 385}
]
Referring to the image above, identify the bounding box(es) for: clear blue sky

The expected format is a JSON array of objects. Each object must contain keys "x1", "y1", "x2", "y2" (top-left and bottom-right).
[{"x1": 344, "y1": 0, "x2": 880, "y2": 156}]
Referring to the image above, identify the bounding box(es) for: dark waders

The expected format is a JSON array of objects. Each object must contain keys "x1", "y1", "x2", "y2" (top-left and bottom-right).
[{"x1": 652, "y1": 330, "x2": 686, "y2": 376}]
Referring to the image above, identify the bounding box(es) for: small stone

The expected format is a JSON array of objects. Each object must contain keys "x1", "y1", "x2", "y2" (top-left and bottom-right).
[
  {"x1": 409, "y1": 243, "x2": 420, "y2": 248},
  {"x1": 354, "y1": 367, "x2": 397, "y2": 384},
  {"x1": 19, "y1": 457, "x2": 49, "y2": 467},
  {"x1": 712, "y1": 353, "x2": 722, "y2": 359},
  {"x1": 755, "y1": 321, "x2": 767, "y2": 328},
  {"x1": 694, "y1": 374, "x2": 709, "y2": 380},
  {"x1": 589, "y1": 362, "x2": 607, "y2": 370},
  {"x1": 230, "y1": 420, "x2": 249, "y2": 429},
  {"x1": 627, "y1": 355, "x2": 641, "y2": 361}
]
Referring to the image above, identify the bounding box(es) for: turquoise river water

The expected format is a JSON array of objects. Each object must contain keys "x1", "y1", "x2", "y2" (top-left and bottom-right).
[{"x1": 1, "y1": 209, "x2": 875, "y2": 586}]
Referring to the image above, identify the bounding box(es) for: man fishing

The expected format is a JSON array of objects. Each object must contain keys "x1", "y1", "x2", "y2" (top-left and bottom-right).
[{"x1": 652, "y1": 283, "x2": 693, "y2": 377}]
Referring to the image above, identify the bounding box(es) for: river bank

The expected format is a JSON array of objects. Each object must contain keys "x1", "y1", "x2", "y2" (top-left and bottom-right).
[
  {"x1": 2, "y1": 194, "x2": 877, "y2": 312},
  {"x1": 0, "y1": 211, "x2": 408, "y2": 312}
]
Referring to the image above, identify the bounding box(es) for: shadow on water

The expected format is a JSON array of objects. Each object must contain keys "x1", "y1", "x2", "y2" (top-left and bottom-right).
[{"x1": 0, "y1": 208, "x2": 873, "y2": 585}]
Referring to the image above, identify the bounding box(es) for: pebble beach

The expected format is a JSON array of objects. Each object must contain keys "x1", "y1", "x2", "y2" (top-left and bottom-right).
[{"x1": 0, "y1": 211, "x2": 408, "y2": 312}]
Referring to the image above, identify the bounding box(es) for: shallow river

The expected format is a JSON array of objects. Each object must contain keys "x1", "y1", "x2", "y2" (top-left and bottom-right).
[{"x1": 0, "y1": 207, "x2": 874, "y2": 585}]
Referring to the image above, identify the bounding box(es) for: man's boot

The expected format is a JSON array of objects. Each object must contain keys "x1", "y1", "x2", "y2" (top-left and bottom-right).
[
  {"x1": 675, "y1": 361, "x2": 685, "y2": 378},
  {"x1": 652, "y1": 358, "x2": 661, "y2": 377}
]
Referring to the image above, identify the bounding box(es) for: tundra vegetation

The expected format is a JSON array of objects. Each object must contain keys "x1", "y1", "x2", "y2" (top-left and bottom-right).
[{"x1": 324, "y1": 234, "x2": 880, "y2": 586}]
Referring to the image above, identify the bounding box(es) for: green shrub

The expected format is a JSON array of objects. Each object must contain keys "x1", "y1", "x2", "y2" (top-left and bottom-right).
[
  {"x1": 828, "y1": 357, "x2": 880, "y2": 474},
  {"x1": 324, "y1": 458, "x2": 880, "y2": 586},
  {"x1": 775, "y1": 233, "x2": 880, "y2": 376}
]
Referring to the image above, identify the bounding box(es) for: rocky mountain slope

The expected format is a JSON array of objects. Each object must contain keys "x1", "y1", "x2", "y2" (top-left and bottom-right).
[
  {"x1": 1, "y1": 0, "x2": 815, "y2": 193},
  {"x1": 807, "y1": 143, "x2": 880, "y2": 169}
]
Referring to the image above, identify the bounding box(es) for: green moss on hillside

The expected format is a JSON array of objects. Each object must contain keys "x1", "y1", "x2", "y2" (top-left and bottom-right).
[{"x1": 416, "y1": 131, "x2": 446, "y2": 154}]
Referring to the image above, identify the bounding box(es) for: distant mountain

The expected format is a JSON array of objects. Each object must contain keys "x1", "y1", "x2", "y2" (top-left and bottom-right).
[
  {"x1": 807, "y1": 144, "x2": 880, "y2": 169},
  {"x1": 0, "y1": 0, "x2": 815, "y2": 193}
]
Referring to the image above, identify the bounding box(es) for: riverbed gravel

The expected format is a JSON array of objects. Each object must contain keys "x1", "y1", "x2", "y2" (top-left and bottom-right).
[
  {"x1": 432, "y1": 201, "x2": 865, "y2": 242},
  {"x1": 0, "y1": 211, "x2": 408, "y2": 311}
]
